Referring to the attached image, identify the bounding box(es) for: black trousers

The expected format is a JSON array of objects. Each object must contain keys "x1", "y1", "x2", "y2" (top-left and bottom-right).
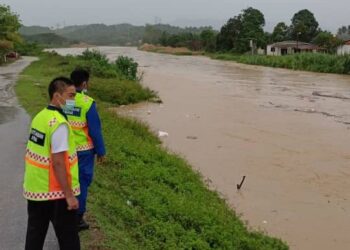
[{"x1": 25, "y1": 199, "x2": 80, "y2": 250}]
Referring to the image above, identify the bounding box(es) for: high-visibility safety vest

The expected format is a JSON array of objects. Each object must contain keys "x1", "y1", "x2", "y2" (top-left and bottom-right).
[
  {"x1": 23, "y1": 107, "x2": 80, "y2": 201},
  {"x1": 65, "y1": 92, "x2": 94, "y2": 152}
]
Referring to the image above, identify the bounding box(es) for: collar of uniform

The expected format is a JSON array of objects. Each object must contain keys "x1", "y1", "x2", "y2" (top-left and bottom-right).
[{"x1": 47, "y1": 105, "x2": 68, "y2": 121}]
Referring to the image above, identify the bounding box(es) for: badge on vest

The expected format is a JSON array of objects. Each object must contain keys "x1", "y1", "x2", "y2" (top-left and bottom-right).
[
  {"x1": 29, "y1": 129, "x2": 46, "y2": 146},
  {"x1": 65, "y1": 107, "x2": 81, "y2": 117}
]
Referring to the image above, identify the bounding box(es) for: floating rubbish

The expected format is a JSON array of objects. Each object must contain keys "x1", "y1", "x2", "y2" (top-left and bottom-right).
[
  {"x1": 186, "y1": 136, "x2": 198, "y2": 140},
  {"x1": 158, "y1": 131, "x2": 169, "y2": 138},
  {"x1": 147, "y1": 110, "x2": 152, "y2": 115},
  {"x1": 237, "y1": 176, "x2": 246, "y2": 190},
  {"x1": 263, "y1": 220, "x2": 268, "y2": 224}
]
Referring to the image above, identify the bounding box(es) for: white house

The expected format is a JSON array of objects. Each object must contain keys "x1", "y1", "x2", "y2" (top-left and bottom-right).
[
  {"x1": 337, "y1": 40, "x2": 350, "y2": 55},
  {"x1": 267, "y1": 41, "x2": 322, "y2": 56}
]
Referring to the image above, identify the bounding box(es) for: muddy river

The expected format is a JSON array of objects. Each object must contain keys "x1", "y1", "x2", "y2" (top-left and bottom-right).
[{"x1": 52, "y1": 47, "x2": 350, "y2": 250}]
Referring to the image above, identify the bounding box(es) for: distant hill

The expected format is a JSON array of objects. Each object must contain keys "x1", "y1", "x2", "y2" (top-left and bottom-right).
[
  {"x1": 146, "y1": 24, "x2": 212, "y2": 35},
  {"x1": 56, "y1": 23, "x2": 145, "y2": 46},
  {"x1": 19, "y1": 23, "x2": 214, "y2": 46},
  {"x1": 19, "y1": 26, "x2": 52, "y2": 36},
  {"x1": 22, "y1": 33, "x2": 76, "y2": 47}
]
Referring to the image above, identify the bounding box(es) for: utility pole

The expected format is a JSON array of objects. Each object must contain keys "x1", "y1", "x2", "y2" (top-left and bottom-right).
[
  {"x1": 250, "y1": 39, "x2": 254, "y2": 55},
  {"x1": 296, "y1": 32, "x2": 301, "y2": 52}
]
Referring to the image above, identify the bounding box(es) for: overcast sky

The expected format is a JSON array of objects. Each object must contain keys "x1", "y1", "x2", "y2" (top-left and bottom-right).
[{"x1": 2, "y1": 0, "x2": 349, "y2": 32}]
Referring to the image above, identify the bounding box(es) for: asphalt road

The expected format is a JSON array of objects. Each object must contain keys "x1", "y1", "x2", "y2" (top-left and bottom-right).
[{"x1": 0, "y1": 57, "x2": 58, "y2": 249}]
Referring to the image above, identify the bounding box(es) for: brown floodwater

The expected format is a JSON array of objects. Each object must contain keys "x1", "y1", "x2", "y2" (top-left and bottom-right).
[{"x1": 53, "y1": 47, "x2": 350, "y2": 250}]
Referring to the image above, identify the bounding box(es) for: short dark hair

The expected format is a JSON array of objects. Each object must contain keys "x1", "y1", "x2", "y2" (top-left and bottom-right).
[
  {"x1": 70, "y1": 69, "x2": 90, "y2": 87},
  {"x1": 48, "y1": 77, "x2": 74, "y2": 100}
]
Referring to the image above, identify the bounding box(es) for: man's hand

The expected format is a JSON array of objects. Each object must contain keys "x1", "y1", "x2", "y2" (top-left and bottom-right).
[
  {"x1": 66, "y1": 195, "x2": 79, "y2": 210},
  {"x1": 97, "y1": 155, "x2": 106, "y2": 164},
  {"x1": 52, "y1": 152, "x2": 79, "y2": 210}
]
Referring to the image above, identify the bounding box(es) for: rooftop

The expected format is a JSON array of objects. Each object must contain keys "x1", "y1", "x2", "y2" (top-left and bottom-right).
[{"x1": 269, "y1": 41, "x2": 321, "y2": 50}]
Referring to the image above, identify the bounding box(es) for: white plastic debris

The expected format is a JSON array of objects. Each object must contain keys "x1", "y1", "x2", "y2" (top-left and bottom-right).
[
  {"x1": 126, "y1": 200, "x2": 132, "y2": 206},
  {"x1": 158, "y1": 131, "x2": 169, "y2": 138},
  {"x1": 147, "y1": 110, "x2": 152, "y2": 115},
  {"x1": 186, "y1": 136, "x2": 198, "y2": 140},
  {"x1": 262, "y1": 220, "x2": 268, "y2": 224}
]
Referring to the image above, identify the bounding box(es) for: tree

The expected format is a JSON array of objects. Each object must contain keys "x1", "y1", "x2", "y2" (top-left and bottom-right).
[
  {"x1": 200, "y1": 28, "x2": 217, "y2": 52},
  {"x1": 0, "y1": 4, "x2": 21, "y2": 62},
  {"x1": 216, "y1": 7, "x2": 265, "y2": 53},
  {"x1": 216, "y1": 16, "x2": 242, "y2": 51},
  {"x1": 271, "y1": 22, "x2": 289, "y2": 42},
  {"x1": 290, "y1": 9, "x2": 319, "y2": 42},
  {"x1": 142, "y1": 24, "x2": 163, "y2": 44},
  {"x1": 312, "y1": 31, "x2": 343, "y2": 53},
  {"x1": 240, "y1": 7, "x2": 265, "y2": 51},
  {"x1": 337, "y1": 25, "x2": 350, "y2": 41}
]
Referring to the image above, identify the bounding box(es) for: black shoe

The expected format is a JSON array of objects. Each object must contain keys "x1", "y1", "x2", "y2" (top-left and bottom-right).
[{"x1": 78, "y1": 217, "x2": 90, "y2": 232}]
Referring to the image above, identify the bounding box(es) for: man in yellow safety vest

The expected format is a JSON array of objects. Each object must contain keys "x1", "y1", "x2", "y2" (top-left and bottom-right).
[
  {"x1": 67, "y1": 69, "x2": 106, "y2": 231},
  {"x1": 23, "y1": 77, "x2": 80, "y2": 250}
]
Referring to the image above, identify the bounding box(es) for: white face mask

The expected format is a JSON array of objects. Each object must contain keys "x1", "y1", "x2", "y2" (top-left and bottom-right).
[
  {"x1": 59, "y1": 95, "x2": 76, "y2": 113},
  {"x1": 82, "y1": 82, "x2": 88, "y2": 94},
  {"x1": 64, "y1": 99, "x2": 76, "y2": 113}
]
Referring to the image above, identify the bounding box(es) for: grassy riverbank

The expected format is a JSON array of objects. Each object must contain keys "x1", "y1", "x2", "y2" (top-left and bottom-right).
[
  {"x1": 139, "y1": 44, "x2": 350, "y2": 75},
  {"x1": 209, "y1": 53, "x2": 350, "y2": 74},
  {"x1": 16, "y1": 53, "x2": 288, "y2": 249}
]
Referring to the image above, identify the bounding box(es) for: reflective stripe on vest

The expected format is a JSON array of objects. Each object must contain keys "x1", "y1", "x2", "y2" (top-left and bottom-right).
[
  {"x1": 66, "y1": 92, "x2": 94, "y2": 152},
  {"x1": 23, "y1": 108, "x2": 80, "y2": 201}
]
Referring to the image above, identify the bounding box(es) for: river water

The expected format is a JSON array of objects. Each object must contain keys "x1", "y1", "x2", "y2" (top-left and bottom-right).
[{"x1": 52, "y1": 47, "x2": 350, "y2": 250}]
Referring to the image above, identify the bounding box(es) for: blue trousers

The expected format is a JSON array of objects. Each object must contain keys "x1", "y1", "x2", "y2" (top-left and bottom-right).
[{"x1": 77, "y1": 151, "x2": 95, "y2": 216}]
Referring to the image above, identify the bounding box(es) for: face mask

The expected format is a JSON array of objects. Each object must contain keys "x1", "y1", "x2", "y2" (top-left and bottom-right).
[
  {"x1": 58, "y1": 95, "x2": 75, "y2": 113},
  {"x1": 63, "y1": 99, "x2": 76, "y2": 113}
]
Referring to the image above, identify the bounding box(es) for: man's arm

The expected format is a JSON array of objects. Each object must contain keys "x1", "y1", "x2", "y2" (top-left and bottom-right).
[
  {"x1": 52, "y1": 152, "x2": 79, "y2": 210},
  {"x1": 51, "y1": 124, "x2": 79, "y2": 210},
  {"x1": 87, "y1": 102, "x2": 106, "y2": 162}
]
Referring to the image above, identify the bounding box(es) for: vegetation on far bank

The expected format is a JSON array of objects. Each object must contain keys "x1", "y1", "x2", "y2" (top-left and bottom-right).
[
  {"x1": 138, "y1": 7, "x2": 350, "y2": 75},
  {"x1": 140, "y1": 8, "x2": 348, "y2": 55},
  {"x1": 16, "y1": 51, "x2": 288, "y2": 249},
  {"x1": 209, "y1": 53, "x2": 350, "y2": 74},
  {"x1": 139, "y1": 44, "x2": 204, "y2": 56}
]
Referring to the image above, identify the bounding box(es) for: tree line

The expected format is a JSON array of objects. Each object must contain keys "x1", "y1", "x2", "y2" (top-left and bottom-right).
[
  {"x1": 2, "y1": 4, "x2": 350, "y2": 60},
  {"x1": 143, "y1": 8, "x2": 348, "y2": 54}
]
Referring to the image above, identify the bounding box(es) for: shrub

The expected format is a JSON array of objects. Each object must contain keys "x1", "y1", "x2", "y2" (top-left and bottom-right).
[{"x1": 115, "y1": 56, "x2": 138, "y2": 81}]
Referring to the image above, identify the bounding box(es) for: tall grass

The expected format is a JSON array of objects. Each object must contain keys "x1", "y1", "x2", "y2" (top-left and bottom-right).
[
  {"x1": 210, "y1": 53, "x2": 350, "y2": 74},
  {"x1": 30, "y1": 52, "x2": 157, "y2": 105}
]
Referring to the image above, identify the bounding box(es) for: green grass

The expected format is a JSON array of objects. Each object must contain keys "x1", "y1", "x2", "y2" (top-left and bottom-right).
[
  {"x1": 209, "y1": 52, "x2": 350, "y2": 75},
  {"x1": 15, "y1": 53, "x2": 288, "y2": 250}
]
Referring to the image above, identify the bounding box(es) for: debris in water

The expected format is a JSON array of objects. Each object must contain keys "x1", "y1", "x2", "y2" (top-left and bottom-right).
[
  {"x1": 237, "y1": 176, "x2": 246, "y2": 190},
  {"x1": 312, "y1": 91, "x2": 350, "y2": 100},
  {"x1": 158, "y1": 131, "x2": 169, "y2": 138},
  {"x1": 186, "y1": 136, "x2": 198, "y2": 140}
]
